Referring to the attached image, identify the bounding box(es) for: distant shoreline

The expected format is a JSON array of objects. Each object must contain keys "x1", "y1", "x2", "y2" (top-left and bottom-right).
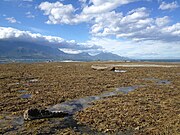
[
  {"x1": 138, "y1": 59, "x2": 180, "y2": 63},
  {"x1": 0, "y1": 58, "x2": 180, "y2": 64}
]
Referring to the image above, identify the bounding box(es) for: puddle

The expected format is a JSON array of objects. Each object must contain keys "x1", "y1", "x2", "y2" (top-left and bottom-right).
[
  {"x1": 18, "y1": 90, "x2": 27, "y2": 93},
  {"x1": 13, "y1": 116, "x2": 24, "y2": 125},
  {"x1": 116, "y1": 86, "x2": 138, "y2": 94},
  {"x1": 157, "y1": 80, "x2": 171, "y2": 85},
  {"x1": 48, "y1": 96, "x2": 101, "y2": 114},
  {"x1": 143, "y1": 78, "x2": 171, "y2": 85},
  {"x1": 20, "y1": 94, "x2": 32, "y2": 99},
  {"x1": 48, "y1": 86, "x2": 138, "y2": 114},
  {"x1": 100, "y1": 91, "x2": 117, "y2": 97},
  {"x1": 114, "y1": 70, "x2": 127, "y2": 73},
  {"x1": 0, "y1": 114, "x2": 24, "y2": 135}
]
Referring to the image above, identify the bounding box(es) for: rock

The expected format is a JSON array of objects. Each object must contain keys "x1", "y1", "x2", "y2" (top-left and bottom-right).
[
  {"x1": 135, "y1": 126, "x2": 140, "y2": 130},
  {"x1": 91, "y1": 65, "x2": 115, "y2": 71},
  {"x1": 24, "y1": 109, "x2": 39, "y2": 120},
  {"x1": 24, "y1": 108, "x2": 69, "y2": 121},
  {"x1": 114, "y1": 70, "x2": 127, "y2": 73},
  {"x1": 29, "y1": 79, "x2": 38, "y2": 83}
]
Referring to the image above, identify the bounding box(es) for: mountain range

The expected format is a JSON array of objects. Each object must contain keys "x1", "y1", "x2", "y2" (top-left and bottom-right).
[{"x1": 0, "y1": 40, "x2": 129, "y2": 61}]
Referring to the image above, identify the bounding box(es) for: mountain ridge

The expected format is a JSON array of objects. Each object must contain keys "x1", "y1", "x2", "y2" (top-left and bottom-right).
[{"x1": 0, "y1": 40, "x2": 129, "y2": 61}]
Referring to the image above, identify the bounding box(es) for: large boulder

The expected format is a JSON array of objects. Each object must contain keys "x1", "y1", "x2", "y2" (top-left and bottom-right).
[{"x1": 91, "y1": 65, "x2": 115, "y2": 71}]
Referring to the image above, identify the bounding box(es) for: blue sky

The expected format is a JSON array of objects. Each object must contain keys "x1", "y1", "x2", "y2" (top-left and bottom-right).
[{"x1": 0, "y1": 0, "x2": 180, "y2": 59}]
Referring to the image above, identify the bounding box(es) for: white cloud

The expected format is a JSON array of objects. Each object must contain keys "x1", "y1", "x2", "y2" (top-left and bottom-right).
[
  {"x1": 90, "y1": 11, "x2": 123, "y2": 36},
  {"x1": 58, "y1": 48, "x2": 82, "y2": 54},
  {"x1": 87, "y1": 37, "x2": 180, "y2": 58},
  {"x1": 90, "y1": 7, "x2": 180, "y2": 43},
  {"x1": 38, "y1": 0, "x2": 140, "y2": 25},
  {"x1": 5, "y1": 17, "x2": 21, "y2": 24},
  {"x1": 26, "y1": 12, "x2": 35, "y2": 18},
  {"x1": 159, "y1": 1, "x2": 179, "y2": 10},
  {"x1": 161, "y1": 23, "x2": 180, "y2": 37},
  {"x1": 0, "y1": 27, "x2": 64, "y2": 43},
  {"x1": 38, "y1": 1, "x2": 180, "y2": 43},
  {"x1": 0, "y1": 26, "x2": 179, "y2": 58},
  {"x1": 91, "y1": 7, "x2": 152, "y2": 37},
  {"x1": 82, "y1": 0, "x2": 139, "y2": 14},
  {"x1": 39, "y1": 1, "x2": 76, "y2": 24},
  {"x1": 79, "y1": 0, "x2": 87, "y2": 3},
  {"x1": 155, "y1": 16, "x2": 170, "y2": 27}
]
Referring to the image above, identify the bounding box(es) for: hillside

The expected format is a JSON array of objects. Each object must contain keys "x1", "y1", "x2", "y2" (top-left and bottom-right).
[{"x1": 0, "y1": 40, "x2": 129, "y2": 61}]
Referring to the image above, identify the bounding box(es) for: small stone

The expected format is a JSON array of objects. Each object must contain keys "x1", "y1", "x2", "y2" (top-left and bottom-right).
[
  {"x1": 29, "y1": 79, "x2": 38, "y2": 83},
  {"x1": 35, "y1": 91, "x2": 39, "y2": 94},
  {"x1": 135, "y1": 126, "x2": 140, "y2": 130}
]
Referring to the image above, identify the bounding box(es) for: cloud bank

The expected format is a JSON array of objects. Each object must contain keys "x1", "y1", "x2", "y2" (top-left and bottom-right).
[
  {"x1": 1, "y1": 26, "x2": 179, "y2": 59},
  {"x1": 0, "y1": 26, "x2": 102, "y2": 54},
  {"x1": 38, "y1": 1, "x2": 180, "y2": 43}
]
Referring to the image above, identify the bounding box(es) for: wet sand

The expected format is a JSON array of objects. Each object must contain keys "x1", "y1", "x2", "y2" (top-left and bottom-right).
[{"x1": 0, "y1": 62, "x2": 179, "y2": 134}]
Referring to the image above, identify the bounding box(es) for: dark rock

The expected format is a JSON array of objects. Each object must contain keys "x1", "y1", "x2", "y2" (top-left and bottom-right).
[{"x1": 24, "y1": 108, "x2": 69, "y2": 121}]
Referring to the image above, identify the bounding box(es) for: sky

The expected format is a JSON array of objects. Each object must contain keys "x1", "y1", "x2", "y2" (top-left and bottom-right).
[{"x1": 0, "y1": 0, "x2": 180, "y2": 59}]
